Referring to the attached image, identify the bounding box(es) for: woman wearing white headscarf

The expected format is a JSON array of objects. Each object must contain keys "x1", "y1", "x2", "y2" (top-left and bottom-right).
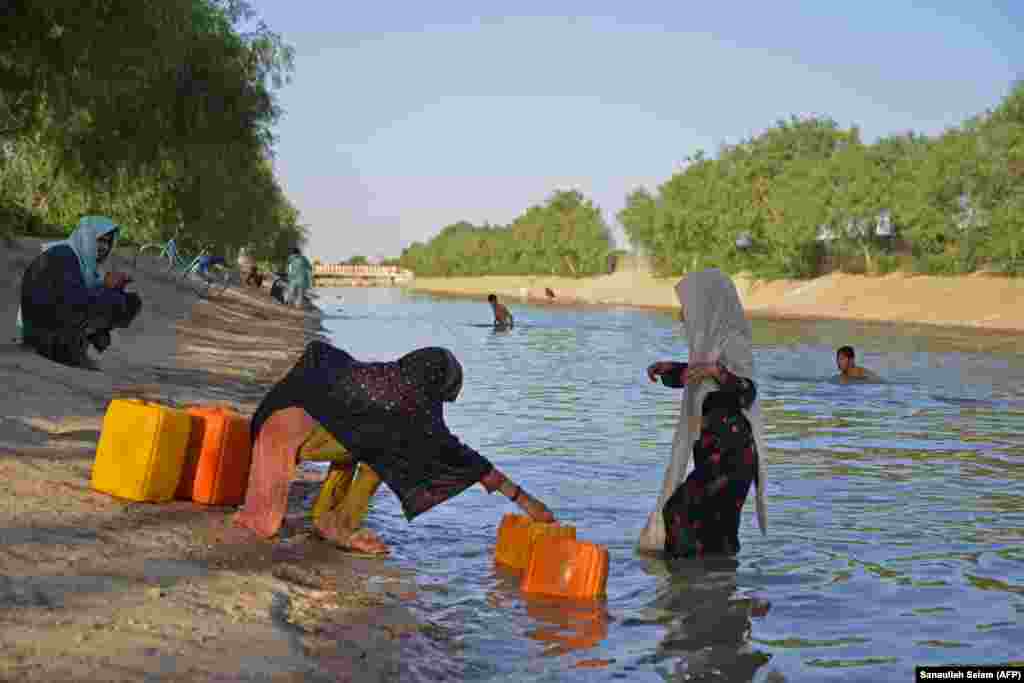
[
  {"x1": 639, "y1": 268, "x2": 768, "y2": 558},
  {"x1": 18, "y1": 216, "x2": 141, "y2": 368}
]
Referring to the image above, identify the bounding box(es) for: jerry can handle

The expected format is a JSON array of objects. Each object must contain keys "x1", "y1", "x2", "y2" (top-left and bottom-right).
[
  {"x1": 183, "y1": 403, "x2": 237, "y2": 413},
  {"x1": 116, "y1": 398, "x2": 185, "y2": 411}
]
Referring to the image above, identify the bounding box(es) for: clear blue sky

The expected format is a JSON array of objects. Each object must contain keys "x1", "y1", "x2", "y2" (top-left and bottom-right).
[{"x1": 247, "y1": 1, "x2": 1023, "y2": 262}]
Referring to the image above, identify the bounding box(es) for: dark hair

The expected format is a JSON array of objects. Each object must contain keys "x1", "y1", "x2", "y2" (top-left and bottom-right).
[
  {"x1": 289, "y1": 247, "x2": 300, "y2": 256},
  {"x1": 487, "y1": 294, "x2": 497, "y2": 303},
  {"x1": 837, "y1": 345, "x2": 855, "y2": 359}
]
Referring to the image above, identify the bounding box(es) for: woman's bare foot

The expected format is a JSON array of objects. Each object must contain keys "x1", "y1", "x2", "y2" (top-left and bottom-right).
[
  {"x1": 232, "y1": 479, "x2": 291, "y2": 538},
  {"x1": 345, "y1": 528, "x2": 390, "y2": 555},
  {"x1": 315, "y1": 517, "x2": 390, "y2": 555}
]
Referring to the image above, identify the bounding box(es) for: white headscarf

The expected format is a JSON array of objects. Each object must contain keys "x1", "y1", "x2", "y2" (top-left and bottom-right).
[{"x1": 638, "y1": 268, "x2": 768, "y2": 552}]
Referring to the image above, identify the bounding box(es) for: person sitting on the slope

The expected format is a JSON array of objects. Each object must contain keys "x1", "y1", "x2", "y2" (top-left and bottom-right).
[{"x1": 17, "y1": 216, "x2": 141, "y2": 369}]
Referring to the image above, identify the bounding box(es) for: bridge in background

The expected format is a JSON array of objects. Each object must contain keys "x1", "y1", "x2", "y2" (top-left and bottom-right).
[{"x1": 313, "y1": 263, "x2": 414, "y2": 286}]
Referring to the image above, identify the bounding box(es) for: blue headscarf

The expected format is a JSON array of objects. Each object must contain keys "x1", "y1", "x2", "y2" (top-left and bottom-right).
[
  {"x1": 45, "y1": 215, "x2": 120, "y2": 287},
  {"x1": 15, "y1": 216, "x2": 120, "y2": 338}
]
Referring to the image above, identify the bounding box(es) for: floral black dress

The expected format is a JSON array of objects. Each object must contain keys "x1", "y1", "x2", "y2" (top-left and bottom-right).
[
  {"x1": 659, "y1": 362, "x2": 759, "y2": 559},
  {"x1": 250, "y1": 341, "x2": 502, "y2": 522}
]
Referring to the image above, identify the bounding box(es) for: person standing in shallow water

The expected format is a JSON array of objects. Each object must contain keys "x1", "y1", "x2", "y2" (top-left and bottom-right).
[
  {"x1": 232, "y1": 341, "x2": 554, "y2": 555},
  {"x1": 487, "y1": 294, "x2": 514, "y2": 329},
  {"x1": 649, "y1": 359, "x2": 759, "y2": 558},
  {"x1": 641, "y1": 268, "x2": 769, "y2": 559}
]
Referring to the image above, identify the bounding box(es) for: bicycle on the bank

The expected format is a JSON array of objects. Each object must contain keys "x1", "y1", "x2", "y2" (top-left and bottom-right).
[{"x1": 133, "y1": 237, "x2": 230, "y2": 298}]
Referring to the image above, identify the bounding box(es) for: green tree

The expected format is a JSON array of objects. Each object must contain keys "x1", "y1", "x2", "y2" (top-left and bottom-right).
[{"x1": 1, "y1": 0, "x2": 301, "y2": 253}]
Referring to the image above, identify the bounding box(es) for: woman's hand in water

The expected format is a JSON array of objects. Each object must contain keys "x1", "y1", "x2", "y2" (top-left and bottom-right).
[
  {"x1": 500, "y1": 479, "x2": 555, "y2": 522},
  {"x1": 647, "y1": 361, "x2": 677, "y2": 382},
  {"x1": 519, "y1": 492, "x2": 555, "y2": 523}
]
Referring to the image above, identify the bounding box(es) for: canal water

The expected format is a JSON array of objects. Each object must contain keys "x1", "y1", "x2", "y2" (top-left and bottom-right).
[{"x1": 314, "y1": 286, "x2": 1024, "y2": 682}]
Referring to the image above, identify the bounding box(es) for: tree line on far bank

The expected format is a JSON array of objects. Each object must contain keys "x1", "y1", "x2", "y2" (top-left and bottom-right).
[
  {"x1": 399, "y1": 190, "x2": 621, "y2": 278},
  {"x1": 400, "y1": 82, "x2": 1024, "y2": 280},
  {"x1": 1, "y1": 0, "x2": 305, "y2": 268}
]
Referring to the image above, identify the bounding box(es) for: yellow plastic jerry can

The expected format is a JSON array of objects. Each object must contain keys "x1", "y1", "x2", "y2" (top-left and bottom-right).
[{"x1": 91, "y1": 399, "x2": 193, "y2": 502}]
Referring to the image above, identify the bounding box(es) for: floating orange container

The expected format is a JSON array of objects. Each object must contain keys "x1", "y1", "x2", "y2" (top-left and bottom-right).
[
  {"x1": 520, "y1": 536, "x2": 609, "y2": 600},
  {"x1": 175, "y1": 406, "x2": 253, "y2": 506},
  {"x1": 494, "y1": 513, "x2": 577, "y2": 572}
]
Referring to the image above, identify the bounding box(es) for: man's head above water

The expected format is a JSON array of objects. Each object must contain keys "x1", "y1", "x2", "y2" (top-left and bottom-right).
[{"x1": 836, "y1": 345, "x2": 856, "y2": 374}]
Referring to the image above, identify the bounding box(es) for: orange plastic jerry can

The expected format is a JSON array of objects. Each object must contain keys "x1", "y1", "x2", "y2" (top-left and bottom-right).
[
  {"x1": 520, "y1": 536, "x2": 610, "y2": 600},
  {"x1": 92, "y1": 399, "x2": 193, "y2": 503},
  {"x1": 175, "y1": 406, "x2": 253, "y2": 505},
  {"x1": 494, "y1": 513, "x2": 577, "y2": 572}
]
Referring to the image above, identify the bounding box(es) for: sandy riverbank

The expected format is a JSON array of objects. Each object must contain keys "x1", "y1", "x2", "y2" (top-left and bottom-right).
[
  {"x1": 0, "y1": 238, "x2": 430, "y2": 682},
  {"x1": 410, "y1": 269, "x2": 1024, "y2": 333}
]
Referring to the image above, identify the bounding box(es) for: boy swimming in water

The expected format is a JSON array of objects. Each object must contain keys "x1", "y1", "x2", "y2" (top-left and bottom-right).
[
  {"x1": 488, "y1": 294, "x2": 514, "y2": 329},
  {"x1": 836, "y1": 346, "x2": 877, "y2": 381}
]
